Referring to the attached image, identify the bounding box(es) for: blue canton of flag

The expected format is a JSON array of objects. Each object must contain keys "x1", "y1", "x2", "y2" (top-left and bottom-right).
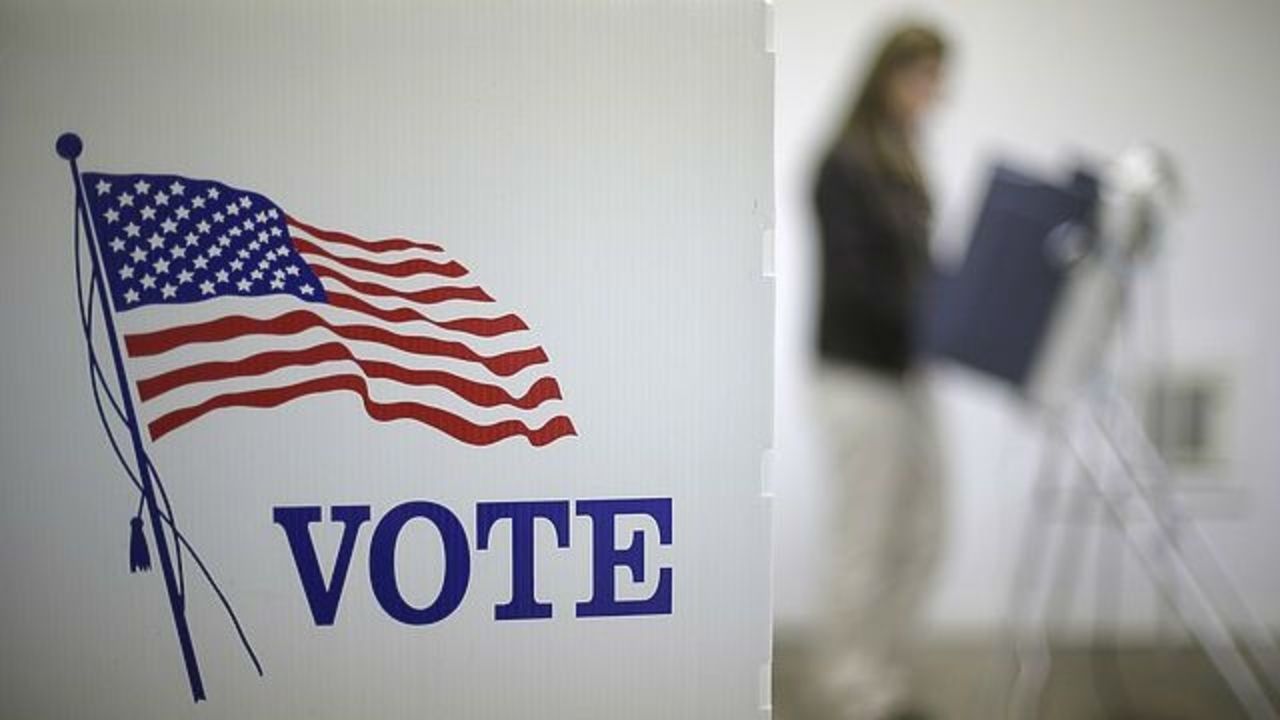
[{"x1": 84, "y1": 174, "x2": 326, "y2": 310}]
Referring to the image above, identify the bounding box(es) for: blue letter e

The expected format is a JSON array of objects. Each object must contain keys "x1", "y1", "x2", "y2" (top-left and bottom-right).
[{"x1": 576, "y1": 498, "x2": 673, "y2": 618}]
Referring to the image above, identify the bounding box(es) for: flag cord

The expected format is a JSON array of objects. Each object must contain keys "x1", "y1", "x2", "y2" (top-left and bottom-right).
[
  {"x1": 74, "y1": 199, "x2": 264, "y2": 678},
  {"x1": 74, "y1": 205, "x2": 175, "y2": 584},
  {"x1": 73, "y1": 210, "x2": 128, "y2": 424}
]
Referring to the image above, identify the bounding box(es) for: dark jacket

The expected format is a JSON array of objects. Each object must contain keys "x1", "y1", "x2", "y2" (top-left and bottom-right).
[{"x1": 812, "y1": 140, "x2": 932, "y2": 376}]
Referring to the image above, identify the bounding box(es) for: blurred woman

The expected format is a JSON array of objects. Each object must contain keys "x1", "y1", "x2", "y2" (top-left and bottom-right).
[{"x1": 811, "y1": 24, "x2": 948, "y2": 720}]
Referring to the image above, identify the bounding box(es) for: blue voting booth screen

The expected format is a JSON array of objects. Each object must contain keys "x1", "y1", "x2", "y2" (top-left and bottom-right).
[{"x1": 923, "y1": 164, "x2": 1099, "y2": 389}]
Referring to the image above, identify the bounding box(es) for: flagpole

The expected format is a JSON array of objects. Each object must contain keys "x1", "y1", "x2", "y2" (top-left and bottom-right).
[{"x1": 57, "y1": 132, "x2": 207, "y2": 702}]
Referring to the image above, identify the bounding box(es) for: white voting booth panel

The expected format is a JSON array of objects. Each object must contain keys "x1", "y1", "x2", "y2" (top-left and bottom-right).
[{"x1": 0, "y1": 2, "x2": 774, "y2": 718}]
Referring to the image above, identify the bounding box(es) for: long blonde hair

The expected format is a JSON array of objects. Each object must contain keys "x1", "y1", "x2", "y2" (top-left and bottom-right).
[{"x1": 841, "y1": 24, "x2": 947, "y2": 190}]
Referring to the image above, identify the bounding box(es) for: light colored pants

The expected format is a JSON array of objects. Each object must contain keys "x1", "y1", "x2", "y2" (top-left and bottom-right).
[{"x1": 812, "y1": 362, "x2": 944, "y2": 720}]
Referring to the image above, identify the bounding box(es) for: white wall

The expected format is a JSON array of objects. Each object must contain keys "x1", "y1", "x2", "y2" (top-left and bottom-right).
[{"x1": 773, "y1": 0, "x2": 1280, "y2": 635}]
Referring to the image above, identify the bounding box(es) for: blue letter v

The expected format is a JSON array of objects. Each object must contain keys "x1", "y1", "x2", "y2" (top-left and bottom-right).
[{"x1": 273, "y1": 505, "x2": 372, "y2": 626}]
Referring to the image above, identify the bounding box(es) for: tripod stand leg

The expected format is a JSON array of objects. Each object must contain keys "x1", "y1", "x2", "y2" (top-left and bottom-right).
[
  {"x1": 1030, "y1": 471, "x2": 1097, "y2": 718},
  {"x1": 1065, "y1": 417, "x2": 1277, "y2": 719},
  {"x1": 1006, "y1": 425, "x2": 1069, "y2": 720},
  {"x1": 1008, "y1": 412, "x2": 1125, "y2": 720},
  {"x1": 1102, "y1": 398, "x2": 1280, "y2": 689}
]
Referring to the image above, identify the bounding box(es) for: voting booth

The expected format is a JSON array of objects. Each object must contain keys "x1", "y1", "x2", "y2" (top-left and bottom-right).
[{"x1": 0, "y1": 3, "x2": 774, "y2": 717}]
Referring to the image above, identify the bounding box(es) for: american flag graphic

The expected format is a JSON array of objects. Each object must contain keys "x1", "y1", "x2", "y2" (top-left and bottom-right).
[{"x1": 82, "y1": 172, "x2": 576, "y2": 446}]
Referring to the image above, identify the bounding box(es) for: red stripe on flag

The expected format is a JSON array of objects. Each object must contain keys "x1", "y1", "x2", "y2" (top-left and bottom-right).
[
  {"x1": 285, "y1": 215, "x2": 444, "y2": 253},
  {"x1": 292, "y1": 237, "x2": 468, "y2": 278},
  {"x1": 124, "y1": 310, "x2": 548, "y2": 376},
  {"x1": 147, "y1": 373, "x2": 578, "y2": 445},
  {"x1": 136, "y1": 341, "x2": 564, "y2": 410},
  {"x1": 310, "y1": 264, "x2": 493, "y2": 304},
  {"x1": 325, "y1": 291, "x2": 526, "y2": 337}
]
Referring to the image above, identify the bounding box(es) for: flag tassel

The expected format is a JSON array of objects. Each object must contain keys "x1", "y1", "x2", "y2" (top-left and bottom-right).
[{"x1": 129, "y1": 515, "x2": 152, "y2": 573}]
